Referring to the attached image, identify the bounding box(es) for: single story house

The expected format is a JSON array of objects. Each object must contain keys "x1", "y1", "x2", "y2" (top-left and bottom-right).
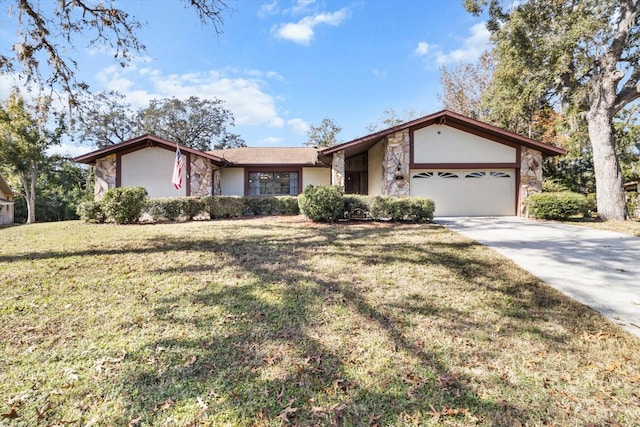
[
  {"x1": 0, "y1": 173, "x2": 14, "y2": 225},
  {"x1": 74, "y1": 110, "x2": 566, "y2": 217}
]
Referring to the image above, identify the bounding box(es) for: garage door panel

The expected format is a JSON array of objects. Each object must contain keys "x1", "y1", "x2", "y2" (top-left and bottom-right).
[{"x1": 410, "y1": 169, "x2": 515, "y2": 216}]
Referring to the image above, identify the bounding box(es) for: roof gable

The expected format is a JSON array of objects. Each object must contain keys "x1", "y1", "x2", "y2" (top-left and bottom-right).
[
  {"x1": 73, "y1": 135, "x2": 228, "y2": 166},
  {"x1": 320, "y1": 110, "x2": 567, "y2": 158}
]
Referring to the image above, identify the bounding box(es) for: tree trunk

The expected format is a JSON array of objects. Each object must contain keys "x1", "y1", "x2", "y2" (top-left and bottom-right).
[
  {"x1": 19, "y1": 164, "x2": 37, "y2": 224},
  {"x1": 587, "y1": 99, "x2": 627, "y2": 221}
]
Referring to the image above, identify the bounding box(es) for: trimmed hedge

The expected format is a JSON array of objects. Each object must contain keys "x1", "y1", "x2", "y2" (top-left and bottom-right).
[
  {"x1": 299, "y1": 186, "x2": 435, "y2": 223},
  {"x1": 298, "y1": 185, "x2": 345, "y2": 223},
  {"x1": 76, "y1": 201, "x2": 106, "y2": 223},
  {"x1": 101, "y1": 187, "x2": 148, "y2": 224},
  {"x1": 524, "y1": 191, "x2": 592, "y2": 220}
]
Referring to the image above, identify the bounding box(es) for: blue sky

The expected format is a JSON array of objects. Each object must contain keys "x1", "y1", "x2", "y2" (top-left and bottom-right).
[{"x1": 1, "y1": 0, "x2": 491, "y2": 156}]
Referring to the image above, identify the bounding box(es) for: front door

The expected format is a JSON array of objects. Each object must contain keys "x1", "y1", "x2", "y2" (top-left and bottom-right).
[{"x1": 345, "y1": 172, "x2": 360, "y2": 194}]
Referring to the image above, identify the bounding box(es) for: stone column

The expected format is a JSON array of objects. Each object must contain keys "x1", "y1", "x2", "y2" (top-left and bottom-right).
[
  {"x1": 382, "y1": 130, "x2": 410, "y2": 196},
  {"x1": 332, "y1": 150, "x2": 345, "y2": 188},
  {"x1": 190, "y1": 155, "x2": 213, "y2": 197},
  {"x1": 212, "y1": 167, "x2": 222, "y2": 196},
  {"x1": 520, "y1": 147, "x2": 543, "y2": 216},
  {"x1": 94, "y1": 155, "x2": 117, "y2": 200}
]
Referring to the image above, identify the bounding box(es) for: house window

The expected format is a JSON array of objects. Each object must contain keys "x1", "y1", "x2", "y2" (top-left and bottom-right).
[{"x1": 248, "y1": 171, "x2": 299, "y2": 196}]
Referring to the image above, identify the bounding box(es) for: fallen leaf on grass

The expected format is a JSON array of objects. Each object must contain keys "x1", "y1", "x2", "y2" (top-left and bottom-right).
[
  {"x1": 154, "y1": 398, "x2": 175, "y2": 412},
  {"x1": 1, "y1": 407, "x2": 19, "y2": 419},
  {"x1": 184, "y1": 355, "x2": 197, "y2": 368},
  {"x1": 128, "y1": 417, "x2": 141, "y2": 426},
  {"x1": 278, "y1": 399, "x2": 298, "y2": 423},
  {"x1": 36, "y1": 402, "x2": 51, "y2": 419}
]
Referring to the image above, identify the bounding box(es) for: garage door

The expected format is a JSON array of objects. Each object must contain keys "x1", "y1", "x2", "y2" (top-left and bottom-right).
[{"x1": 410, "y1": 169, "x2": 516, "y2": 216}]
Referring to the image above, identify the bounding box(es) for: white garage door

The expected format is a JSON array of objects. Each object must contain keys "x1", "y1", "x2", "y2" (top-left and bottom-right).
[{"x1": 410, "y1": 169, "x2": 516, "y2": 216}]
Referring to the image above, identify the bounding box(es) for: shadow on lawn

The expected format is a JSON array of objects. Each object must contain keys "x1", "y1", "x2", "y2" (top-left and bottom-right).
[
  {"x1": 90, "y1": 219, "x2": 627, "y2": 426},
  {"x1": 3, "y1": 219, "x2": 628, "y2": 425}
]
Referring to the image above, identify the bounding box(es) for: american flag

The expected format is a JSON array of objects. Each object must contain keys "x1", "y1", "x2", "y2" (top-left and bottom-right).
[{"x1": 172, "y1": 145, "x2": 185, "y2": 190}]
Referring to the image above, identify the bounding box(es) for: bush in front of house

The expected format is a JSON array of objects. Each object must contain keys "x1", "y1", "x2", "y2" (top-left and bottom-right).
[
  {"x1": 145, "y1": 197, "x2": 185, "y2": 221},
  {"x1": 525, "y1": 191, "x2": 592, "y2": 220},
  {"x1": 202, "y1": 195, "x2": 245, "y2": 219},
  {"x1": 368, "y1": 196, "x2": 434, "y2": 222},
  {"x1": 627, "y1": 191, "x2": 638, "y2": 218},
  {"x1": 76, "y1": 200, "x2": 106, "y2": 223},
  {"x1": 298, "y1": 185, "x2": 345, "y2": 222},
  {"x1": 101, "y1": 186, "x2": 148, "y2": 224},
  {"x1": 244, "y1": 196, "x2": 300, "y2": 216}
]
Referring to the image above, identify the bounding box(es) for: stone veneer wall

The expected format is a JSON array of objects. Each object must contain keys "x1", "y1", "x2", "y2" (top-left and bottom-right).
[
  {"x1": 94, "y1": 155, "x2": 117, "y2": 200},
  {"x1": 190, "y1": 155, "x2": 213, "y2": 197},
  {"x1": 382, "y1": 130, "x2": 410, "y2": 196},
  {"x1": 331, "y1": 150, "x2": 345, "y2": 188},
  {"x1": 520, "y1": 147, "x2": 543, "y2": 216}
]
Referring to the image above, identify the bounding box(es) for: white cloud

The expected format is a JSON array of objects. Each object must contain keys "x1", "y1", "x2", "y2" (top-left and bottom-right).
[
  {"x1": 258, "y1": 1, "x2": 279, "y2": 18},
  {"x1": 435, "y1": 22, "x2": 490, "y2": 65},
  {"x1": 414, "y1": 41, "x2": 429, "y2": 56},
  {"x1": 261, "y1": 136, "x2": 284, "y2": 145},
  {"x1": 289, "y1": 0, "x2": 316, "y2": 15},
  {"x1": 273, "y1": 8, "x2": 349, "y2": 45},
  {"x1": 47, "y1": 142, "x2": 92, "y2": 158},
  {"x1": 95, "y1": 66, "x2": 284, "y2": 127},
  {"x1": 287, "y1": 118, "x2": 309, "y2": 134}
]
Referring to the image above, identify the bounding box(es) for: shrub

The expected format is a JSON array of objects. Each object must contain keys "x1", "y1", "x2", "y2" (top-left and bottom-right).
[
  {"x1": 76, "y1": 201, "x2": 106, "y2": 223},
  {"x1": 202, "y1": 196, "x2": 244, "y2": 219},
  {"x1": 524, "y1": 191, "x2": 591, "y2": 220},
  {"x1": 298, "y1": 185, "x2": 344, "y2": 222},
  {"x1": 101, "y1": 187, "x2": 148, "y2": 224},
  {"x1": 369, "y1": 196, "x2": 434, "y2": 222},
  {"x1": 145, "y1": 198, "x2": 185, "y2": 221},
  {"x1": 343, "y1": 195, "x2": 371, "y2": 215},
  {"x1": 274, "y1": 196, "x2": 300, "y2": 215},
  {"x1": 542, "y1": 179, "x2": 570, "y2": 193},
  {"x1": 627, "y1": 191, "x2": 638, "y2": 218}
]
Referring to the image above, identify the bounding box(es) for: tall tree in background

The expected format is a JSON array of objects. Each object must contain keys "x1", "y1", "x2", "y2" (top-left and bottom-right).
[
  {"x1": 75, "y1": 91, "x2": 138, "y2": 148},
  {"x1": 438, "y1": 50, "x2": 495, "y2": 121},
  {"x1": 138, "y1": 96, "x2": 245, "y2": 151},
  {"x1": 0, "y1": 91, "x2": 64, "y2": 223},
  {"x1": 366, "y1": 108, "x2": 418, "y2": 133},
  {"x1": 305, "y1": 118, "x2": 342, "y2": 148},
  {"x1": 466, "y1": 0, "x2": 640, "y2": 220},
  {"x1": 0, "y1": 1, "x2": 230, "y2": 111}
]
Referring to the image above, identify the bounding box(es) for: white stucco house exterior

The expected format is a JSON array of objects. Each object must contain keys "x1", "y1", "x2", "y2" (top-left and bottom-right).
[
  {"x1": 0, "y1": 173, "x2": 14, "y2": 225},
  {"x1": 74, "y1": 110, "x2": 566, "y2": 217}
]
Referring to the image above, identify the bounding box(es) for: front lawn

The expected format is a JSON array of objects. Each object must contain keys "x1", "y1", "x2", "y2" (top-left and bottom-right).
[{"x1": 1, "y1": 217, "x2": 638, "y2": 426}]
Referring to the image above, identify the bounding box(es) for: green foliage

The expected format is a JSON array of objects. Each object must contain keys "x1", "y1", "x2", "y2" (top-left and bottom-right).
[
  {"x1": 542, "y1": 178, "x2": 570, "y2": 193},
  {"x1": 304, "y1": 117, "x2": 342, "y2": 148},
  {"x1": 525, "y1": 192, "x2": 592, "y2": 220},
  {"x1": 298, "y1": 185, "x2": 344, "y2": 222},
  {"x1": 101, "y1": 187, "x2": 148, "y2": 224},
  {"x1": 76, "y1": 201, "x2": 106, "y2": 223},
  {"x1": 627, "y1": 192, "x2": 639, "y2": 218},
  {"x1": 202, "y1": 196, "x2": 245, "y2": 219},
  {"x1": 243, "y1": 196, "x2": 299, "y2": 216},
  {"x1": 144, "y1": 197, "x2": 186, "y2": 221},
  {"x1": 369, "y1": 196, "x2": 434, "y2": 222}
]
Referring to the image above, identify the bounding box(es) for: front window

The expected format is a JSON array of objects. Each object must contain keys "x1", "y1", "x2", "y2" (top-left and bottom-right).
[{"x1": 248, "y1": 171, "x2": 299, "y2": 196}]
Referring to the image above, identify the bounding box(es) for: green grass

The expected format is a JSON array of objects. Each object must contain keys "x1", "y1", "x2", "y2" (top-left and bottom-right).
[
  {"x1": 1, "y1": 217, "x2": 639, "y2": 426},
  {"x1": 551, "y1": 218, "x2": 640, "y2": 237}
]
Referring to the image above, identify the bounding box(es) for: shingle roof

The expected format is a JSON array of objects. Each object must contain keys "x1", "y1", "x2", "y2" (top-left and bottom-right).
[{"x1": 208, "y1": 147, "x2": 328, "y2": 167}]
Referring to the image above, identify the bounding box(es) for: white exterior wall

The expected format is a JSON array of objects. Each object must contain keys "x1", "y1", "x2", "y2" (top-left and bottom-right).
[
  {"x1": 367, "y1": 141, "x2": 383, "y2": 196},
  {"x1": 121, "y1": 147, "x2": 186, "y2": 198},
  {"x1": 220, "y1": 168, "x2": 245, "y2": 196},
  {"x1": 302, "y1": 167, "x2": 330, "y2": 188},
  {"x1": 413, "y1": 125, "x2": 516, "y2": 163}
]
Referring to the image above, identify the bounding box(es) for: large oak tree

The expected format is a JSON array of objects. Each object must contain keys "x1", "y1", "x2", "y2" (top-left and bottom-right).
[{"x1": 466, "y1": 0, "x2": 640, "y2": 220}]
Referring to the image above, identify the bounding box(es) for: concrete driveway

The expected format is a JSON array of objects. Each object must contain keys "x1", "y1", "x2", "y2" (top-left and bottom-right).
[{"x1": 435, "y1": 217, "x2": 640, "y2": 338}]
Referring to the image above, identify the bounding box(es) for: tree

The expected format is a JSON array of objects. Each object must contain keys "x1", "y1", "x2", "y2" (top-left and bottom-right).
[
  {"x1": 137, "y1": 96, "x2": 245, "y2": 151},
  {"x1": 438, "y1": 50, "x2": 495, "y2": 121},
  {"x1": 366, "y1": 108, "x2": 418, "y2": 133},
  {"x1": 75, "y1": 91, "x2": 138, "y2": 148},
  {"x1": 0, "y1": 91, "x2": 64, "y2": 223},
  {"x1": 466, "y1": 0, "x2": 640, "y2": 220},
  {"x1": 305, "y1": 118, "x2": 342, "y2": 148},
  {"x1": 1, "y1": 1, "x2": 231, "y2": 110}
]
